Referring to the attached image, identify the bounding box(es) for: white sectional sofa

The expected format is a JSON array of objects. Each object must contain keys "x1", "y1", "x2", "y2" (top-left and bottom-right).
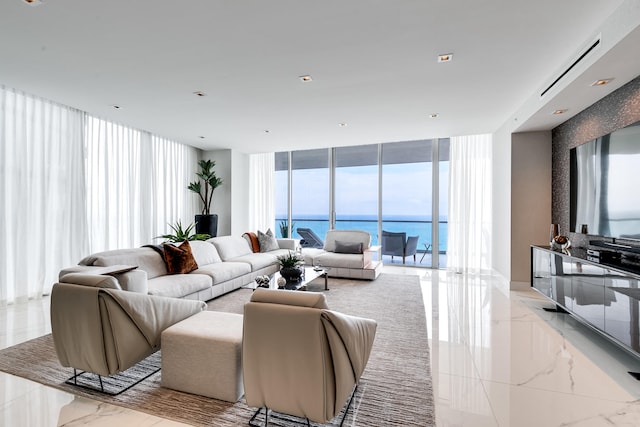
[
  {"x1": 301, "y1": 230, "x2": 382, "y2": 280},
  {"x1": 58, "y1": 236, "x2": 298, "y2": 301}
]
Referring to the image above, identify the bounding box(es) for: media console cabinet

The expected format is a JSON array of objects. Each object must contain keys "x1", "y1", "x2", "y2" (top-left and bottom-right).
[{"x1": 531, "y1": 245, "x2": 640, "y2": 359}]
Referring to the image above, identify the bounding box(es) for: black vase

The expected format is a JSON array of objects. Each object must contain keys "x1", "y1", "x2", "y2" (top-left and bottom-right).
[
  {"x1": 195, "y1": 214, "x2": 218, "y2": 238},
  {"x1": 280, "y1": 267, "x2": 303, "y2": 289}
]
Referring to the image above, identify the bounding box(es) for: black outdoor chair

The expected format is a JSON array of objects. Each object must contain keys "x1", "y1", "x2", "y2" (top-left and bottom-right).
[
  {"x1": 381, "y1": 230, "x2": 419, "y2": 264},
  {"x1": 297, "y1": 227, "x2": 324, "y2": 249}
]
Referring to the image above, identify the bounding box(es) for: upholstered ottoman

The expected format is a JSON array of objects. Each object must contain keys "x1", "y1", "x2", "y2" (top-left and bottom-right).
[{"x1": 161, "y1": 311, "x2": 244, "y2": 402}]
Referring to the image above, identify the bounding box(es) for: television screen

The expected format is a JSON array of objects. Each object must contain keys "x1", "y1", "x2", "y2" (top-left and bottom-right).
[{"x1": 570, "y1": 120, "x2": 640, "y2": 240}]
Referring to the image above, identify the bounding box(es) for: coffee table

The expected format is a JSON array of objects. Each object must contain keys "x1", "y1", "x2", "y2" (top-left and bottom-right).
[{"x1": 247, "y1": 266, "x2": 331, "y2": 292}]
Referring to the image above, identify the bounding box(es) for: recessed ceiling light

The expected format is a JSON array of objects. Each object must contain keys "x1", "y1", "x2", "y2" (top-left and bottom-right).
[
  {"x1": 193, "y1": 91, "x2": 207, "y2": 97},
  {"x1": 110, "y1": 104, "x2": 121, "y2": 109},
  {"x1": 338, "y1": 123, "x2": 348, "y2": 127},
  {"x1": 552, "y1": 109, "x2": 567, "y2": 115},
  {"x1": 437, "y1": 53, "x2": 453, "y2": 63},
  {"x1": 23, "y1": 0, "x2": 43, "y2": 6},
  {"x1": 590, "y1": 78, "x2": 613, "y2": 86},
  {"x1": 429, "y1": 113, "x2": 439, "y2": 119},
  {"x1": 264, "y1": 130, "x2": 270, "y2": 134},
  {"x1": 299, "y1": 75, "x2": 313, "y2": 82}
]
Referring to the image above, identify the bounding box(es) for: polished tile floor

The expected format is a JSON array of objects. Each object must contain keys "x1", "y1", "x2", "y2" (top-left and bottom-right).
[{"x1": 2, "y1": 266, "x2": 640, "y2": 426}]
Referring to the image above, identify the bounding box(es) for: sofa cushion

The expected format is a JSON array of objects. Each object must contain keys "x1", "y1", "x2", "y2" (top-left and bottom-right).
[
  {"x1": 313, "y1": 252, "x2": 365, "y2": 269},
  {"x1": 189, "y1": 240, "x2": 222, "y2": 265},
  {"x1": 334, "y1": 240, "x2": 363, "y2": 254},
  {"x1": 324, "y1": 230, "x2": 371, "y2": 253},
  {"x1": 147, "y1": 274, "x2": 212, "y2": 299},
  {"x1": 209, "y1": 236, "x2": 253, "y2": 261},
  {"x1": 193, "y1": 262, "x2": 252, "y2": 285},
  {"x1": 91, "y1": 248, "x2": 168, "y2": 279},
  {"x1": 164, "y1": 241, "x2": 199, "y2": 274},
  {"x1": 258, "y1": 229, "x2": 279, "y2": 252},
  {"x1": 229, "y1": 253, "x2": 278, "y2": 271}
]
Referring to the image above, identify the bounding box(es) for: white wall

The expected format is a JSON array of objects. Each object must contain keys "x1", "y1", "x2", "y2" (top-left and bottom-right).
[
  {"x1": 492, "y1": 125, "x2": 512, "y2": 281},
  {"x1": 230, "y1": 151, "x2": 250, "y2": 235},
  {"x1": 203, "y1": 149, "x2": 232, "y2": 236}
]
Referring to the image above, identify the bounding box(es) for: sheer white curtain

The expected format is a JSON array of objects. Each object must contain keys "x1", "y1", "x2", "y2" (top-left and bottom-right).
[
  {"x1": 248, "y1": 153, "x2": 275, "y2": 232},
  {"x1": 0, "y1": 86, "x2": 88, "y2": 304},
  {"x1": 447, "y1": 134, "x2": 493, "y2": 273},
  {"x1": 85, "y1": 116, "x2": 199, "y2": 252}
]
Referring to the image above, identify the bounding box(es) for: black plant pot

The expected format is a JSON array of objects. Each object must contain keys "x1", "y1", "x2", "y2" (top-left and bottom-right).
[
  {"x1": 195, "y1": 214, "x2": 218, "y2": 238},
  {"x1": 280, "y1": 266, "x2": 303, "y2": 289}
]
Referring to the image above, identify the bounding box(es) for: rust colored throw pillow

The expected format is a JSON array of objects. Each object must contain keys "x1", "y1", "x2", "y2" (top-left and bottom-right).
[
  {"x1": 163, "y1": 240, "x2": 199, "y2": 274},
  {"x1": 243, "y1": 232, "x2": 261, "y2": 253}
]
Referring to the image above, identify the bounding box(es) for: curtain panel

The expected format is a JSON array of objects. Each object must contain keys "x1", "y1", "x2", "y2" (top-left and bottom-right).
[
  {"x1": 447, "y1": 134, "x2": 493, "y2": 273},
  {"x1": 0, "y1": 87, "x2": 200, "y2": 305},
  {"x1": 84, "y1": 116, "x2": 199, "y2": 252},
  {"x1": 0, "y1": 86, "x2": 88, "y2": 304},
  {"x1": 248, "y1": 153, "x2": 275, "y2": 232}
]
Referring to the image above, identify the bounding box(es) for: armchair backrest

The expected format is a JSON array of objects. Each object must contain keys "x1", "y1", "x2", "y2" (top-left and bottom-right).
[
  {"x1": 381, "y1": 230, "x2": 407, "y2": 256},
  {"x1": 242, "y1": 288, "x2": 376, "y2": 423}
]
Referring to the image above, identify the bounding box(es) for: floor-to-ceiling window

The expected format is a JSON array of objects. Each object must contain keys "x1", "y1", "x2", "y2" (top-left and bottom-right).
[
  {"x1": 334, "y1": 145, "x2": 379, "y2": 243},
  {"x1": 276, "y1": 139, "x2": 449, "y2": 268},
  {"x1": 275, "y1": 149, "x2": 331, "y2": 240},
  {"x1": 381, "y1": 140, "x2": 434, "y2": 266}
]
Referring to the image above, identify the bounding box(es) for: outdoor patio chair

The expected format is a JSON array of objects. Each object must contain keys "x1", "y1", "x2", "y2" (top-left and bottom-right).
[
  {"x1": 297, "y1": 227, "x2": 324, "y2": 248},
  {"x1": 381, "y1": 230, "x2": 419, "y2": 264}
]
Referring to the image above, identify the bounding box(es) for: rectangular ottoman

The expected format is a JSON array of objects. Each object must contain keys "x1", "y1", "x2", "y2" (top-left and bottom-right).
[{"x1": 161, "y1": 311, "x2": 244, "y2": 402}]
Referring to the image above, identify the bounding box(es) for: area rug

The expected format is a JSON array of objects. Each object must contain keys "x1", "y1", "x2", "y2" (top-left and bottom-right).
[{"x1": 0, "y1": 273, "x2": 434, "y2": 426}]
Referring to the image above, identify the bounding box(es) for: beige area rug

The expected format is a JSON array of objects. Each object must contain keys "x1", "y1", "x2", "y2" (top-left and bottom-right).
[{"x1": 0, "y1": 274, "x2": 434, "y2": 426}]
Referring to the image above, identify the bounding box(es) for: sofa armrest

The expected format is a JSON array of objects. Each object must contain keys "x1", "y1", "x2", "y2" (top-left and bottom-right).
[
  {"x1": 277, "y1": 238, "x2": 300, "y2": 251},
  {"x1": 59, "y1": 273, "x2": 122, "y2": 289},
  {"x1": 58, "y1": 266, "x2": 148, "y2": 294}
]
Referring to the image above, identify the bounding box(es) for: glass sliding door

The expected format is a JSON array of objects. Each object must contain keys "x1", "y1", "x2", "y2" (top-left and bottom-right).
[
  {"x1": 438, "y1": 139, "x2": 450, "y2": 268},
  {"x1": 381, "y1": 140, "x2": 434, "y2": 266},
  {"x1": 290, "y1": 149, "x2": 330, "y2": 244},
  {"x1": 274, "y1": 152, "x2": 290, "y2": 237},
  {"x1": 275, "y1": 139, "x2": 448, "y2": 268},
  {"x1": 334, "y1": 145, "x2": 380, "y2": 244}
]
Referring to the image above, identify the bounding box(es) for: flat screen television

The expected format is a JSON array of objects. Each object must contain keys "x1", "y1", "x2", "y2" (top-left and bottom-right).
[{"x1": 570, "y1": 120, "x2": 640, "y2": 241}]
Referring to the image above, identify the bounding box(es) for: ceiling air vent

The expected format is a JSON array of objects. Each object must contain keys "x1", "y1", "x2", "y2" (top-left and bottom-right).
[{"x1": 540, "y1": 36, "x2": 601, "y2": 98}]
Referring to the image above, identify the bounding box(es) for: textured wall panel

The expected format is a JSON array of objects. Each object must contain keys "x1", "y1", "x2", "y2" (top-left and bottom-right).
[{"x1": 551, "y1": 75, "x2": 640, "y2": 248}]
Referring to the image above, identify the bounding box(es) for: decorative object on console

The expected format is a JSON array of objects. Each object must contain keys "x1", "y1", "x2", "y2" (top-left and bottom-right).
[
  {"x1": 549, "y1": 223, "x2": 559, "y2": 244},
  {"x1": 276, "y1": 277, "x2": 286, "y2": 288},
  {"x1": 550, "y1": 235, "x2": 571, "y2": 252},
  {"x1": 188, "y1": 159, "x2": 223, "y2": 238}
]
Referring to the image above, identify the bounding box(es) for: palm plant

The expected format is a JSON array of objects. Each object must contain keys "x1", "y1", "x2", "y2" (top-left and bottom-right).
[
  {"x1": 157, "y1": 220, "x2": 210, "y2": 242},
  {"x1": 188, "y1": 159, "x2": 224, "y2": 215}
]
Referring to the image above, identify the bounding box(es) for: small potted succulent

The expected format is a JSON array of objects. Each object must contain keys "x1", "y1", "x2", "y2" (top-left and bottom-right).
[{"x1": 276, "y1": 251, "x2": 304, "y2": 287}]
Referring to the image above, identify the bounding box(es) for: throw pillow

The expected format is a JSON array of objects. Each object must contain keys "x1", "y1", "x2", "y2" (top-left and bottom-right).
[
  {"x1": 163, "y1": 240, "x2": 199, "y2": 274},
  {"x1": 243, "y1": 232, "x2": 261, "y2": 253},
  {"x1": 334, "y1": 240, "x2": 363, "y2": 254},
  {"x1": 258, "y1": 229, "x2": 280, "y2": 252}
]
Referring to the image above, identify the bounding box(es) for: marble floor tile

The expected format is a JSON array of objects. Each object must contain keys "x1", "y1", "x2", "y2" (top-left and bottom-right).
[{"x1": 2, "y1": 266, "x2": 640, "y2": 426}]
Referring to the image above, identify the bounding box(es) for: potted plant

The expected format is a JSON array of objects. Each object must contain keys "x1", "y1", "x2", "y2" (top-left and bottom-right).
[
  {"x1": 276, "y1": 251, "x2": 304, "y2": 287},
  {"x1": 156, "y1": 220, "x2": 210, "y2": 242},
  {"x1": 188, "y1": 159, "x2": 223, "y2": 237}
]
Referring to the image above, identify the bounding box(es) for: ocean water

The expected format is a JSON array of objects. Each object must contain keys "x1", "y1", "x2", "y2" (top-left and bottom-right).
[{"x1": 275, "y1": 215, "x2": 448, "y2": 252}]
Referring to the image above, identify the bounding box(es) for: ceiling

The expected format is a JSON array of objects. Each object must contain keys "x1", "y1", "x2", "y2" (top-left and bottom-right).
[{"x1": 1, "y1": 0, "x2": 639, "y2": 154}]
